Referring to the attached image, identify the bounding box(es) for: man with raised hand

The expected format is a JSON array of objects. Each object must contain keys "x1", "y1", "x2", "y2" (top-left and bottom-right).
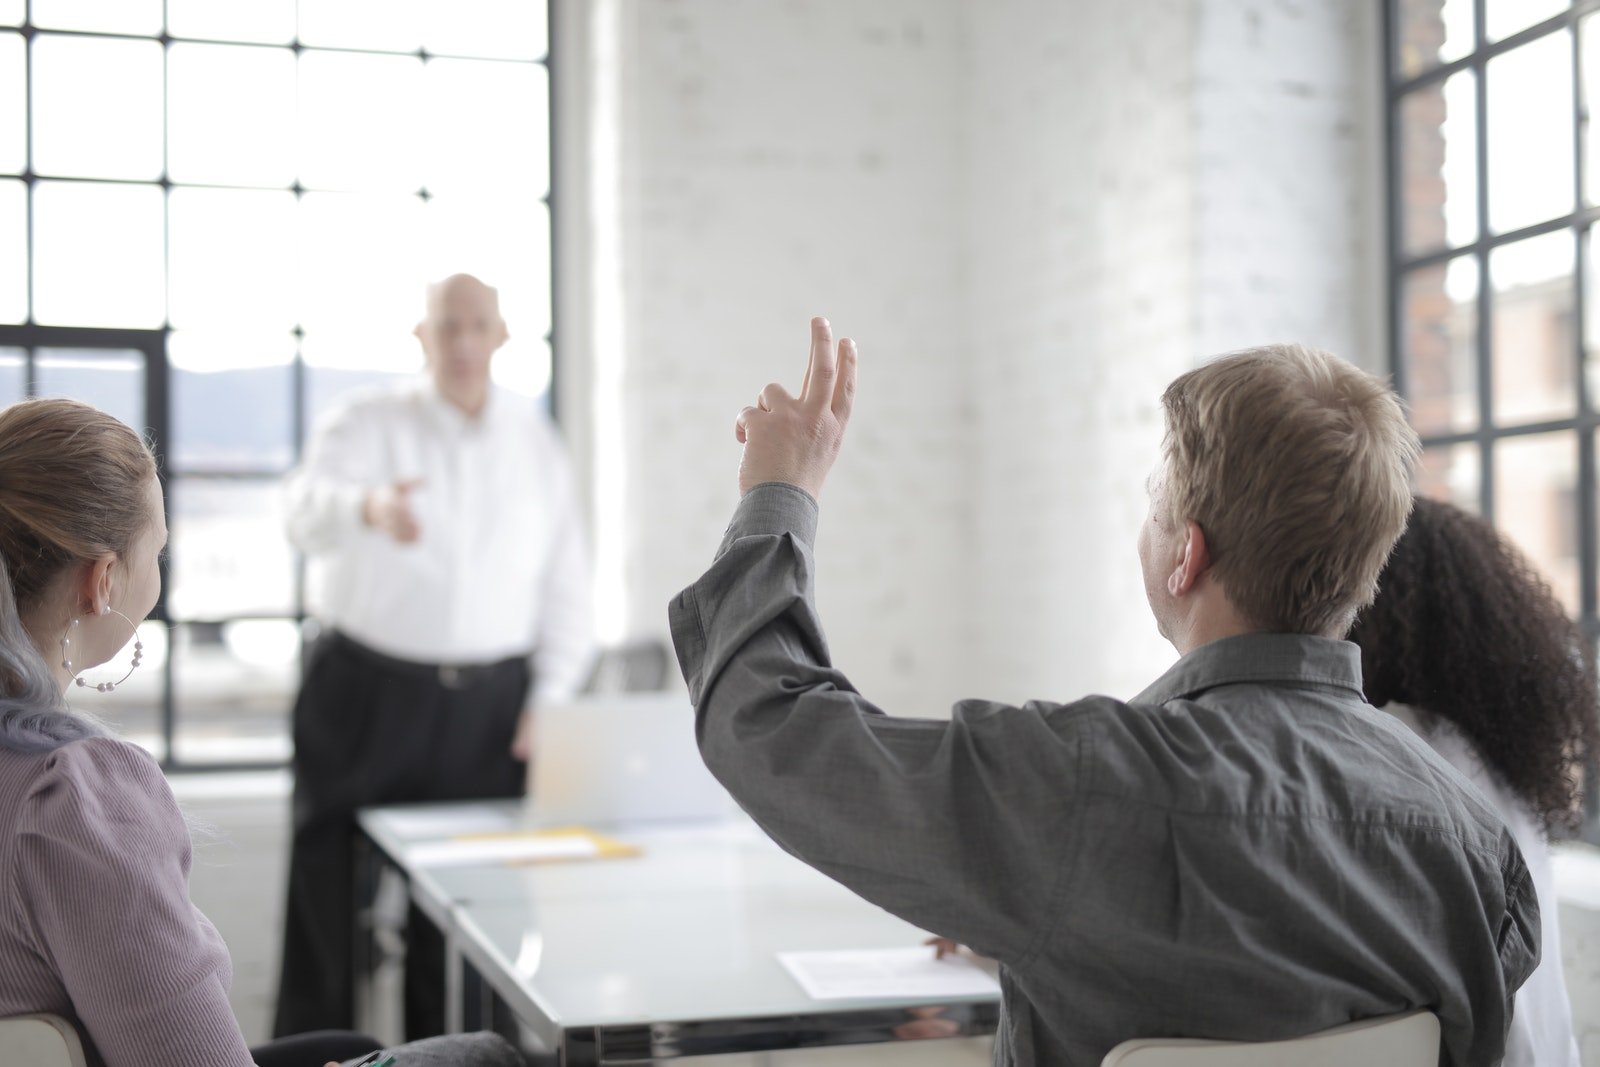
[{"x1": 669, "y1": 319, "x2": 1537, "y2": 1066}]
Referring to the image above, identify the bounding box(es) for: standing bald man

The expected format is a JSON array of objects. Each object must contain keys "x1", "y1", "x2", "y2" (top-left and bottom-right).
[{"x1": 275, "y1": 274, "x2": 594, "y2": 1037}]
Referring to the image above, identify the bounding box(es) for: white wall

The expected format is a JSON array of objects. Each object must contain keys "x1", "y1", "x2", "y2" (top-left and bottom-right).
[
  {"x1": 964, "y1": 0, "x2": 1198, "y2": 704},
  {"x1": 964, "y1": 0, "x2": 1388, "y2": 705},
  {"x1": 1191, "y1": 0, "x2": 1387, "y2": 368},
  {"x1": 601, "y1": 0, "x2": 980, "y2": 714},
  {"x1": 583, "y1": 0, "x2": 1388, "y2": 709}
]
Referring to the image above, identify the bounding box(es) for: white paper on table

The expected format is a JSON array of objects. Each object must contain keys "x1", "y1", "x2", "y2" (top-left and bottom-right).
[
  {"x1": 777, "y1": 947, "x2": 1001, "y2": 1000},
  {"x1": 380, "y1": 804, "x2": 519, "y2": 839},
  {"x1": 405, "y1": 833, "x2": 600, "y2": 868}
]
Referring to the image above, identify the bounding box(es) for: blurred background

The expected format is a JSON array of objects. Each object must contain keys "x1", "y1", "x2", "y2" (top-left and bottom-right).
[{"x1": 0, "y1": 0, "x2": 1596, "y2": 1054}]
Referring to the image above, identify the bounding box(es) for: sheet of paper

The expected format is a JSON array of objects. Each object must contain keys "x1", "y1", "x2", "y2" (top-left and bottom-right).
[
  {"x1": 406, "y1": 833, "x2": 600, "y2": 868},
  {"x1": 777, "y1": 947, "x2": 1001, "y2": 1001},
  {"x1": 380, "y1": 804, "x2": 519, "y2": 840}
]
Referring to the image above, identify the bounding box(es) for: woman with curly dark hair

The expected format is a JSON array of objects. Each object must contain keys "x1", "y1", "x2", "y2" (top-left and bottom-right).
[{"x1": 1350, "y1": 494, "x2": 1597, "y2": 1067}]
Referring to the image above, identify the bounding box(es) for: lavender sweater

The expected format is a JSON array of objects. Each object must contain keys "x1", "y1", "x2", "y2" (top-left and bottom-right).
[{"x1": 0, "y1": 737, "x2": 254, "y2": 1067}]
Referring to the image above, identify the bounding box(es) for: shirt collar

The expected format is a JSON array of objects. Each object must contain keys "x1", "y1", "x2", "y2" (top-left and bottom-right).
[
  {"x1": 415, "y1": 376, "x2": 497, "y2": 433},
  {"x1": 1132, "y1": 632, "x2": 1367, "y2": 707}
]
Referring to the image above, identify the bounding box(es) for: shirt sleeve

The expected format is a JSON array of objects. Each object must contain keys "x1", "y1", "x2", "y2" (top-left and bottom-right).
[
  {"x1": 668, "y1": 482, "x2": 1084, "y2": 964},
  {"x1": 531, "y1": 433, "x2": 597, "y2": 703},
  {"x1": 11, "y1": 739, "x2": 254, "y2": 1067},
  {"x1": 283, "y1": 401, "x2": 375, "y2": 554}
]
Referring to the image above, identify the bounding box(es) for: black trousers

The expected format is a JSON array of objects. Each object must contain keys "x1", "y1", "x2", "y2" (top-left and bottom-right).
[{"x1": 274, "y1": 632, "x2": 531, "y2": 1041}]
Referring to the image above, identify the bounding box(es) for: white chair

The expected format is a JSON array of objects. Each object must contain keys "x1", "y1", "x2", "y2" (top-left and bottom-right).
[
  {"x1": 1100, "y1": 1010, "x2": 1440, "y2": 1067},
  {"x1": 0, "y1": 1013, "x2": 88, "y2": 1067}
]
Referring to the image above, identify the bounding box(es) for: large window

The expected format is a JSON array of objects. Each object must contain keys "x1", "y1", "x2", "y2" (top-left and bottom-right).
[
  {"x1": 1387, "y1": 0, "x2": 1599, "y2": 836},
  {"x1": 0, "y1": 1, "x2": 553, "y2": 769}
]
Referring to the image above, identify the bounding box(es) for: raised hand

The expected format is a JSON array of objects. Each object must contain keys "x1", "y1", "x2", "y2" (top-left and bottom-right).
[{"x1": 733, "y1": 317, "x2": 858, "y2": 498}]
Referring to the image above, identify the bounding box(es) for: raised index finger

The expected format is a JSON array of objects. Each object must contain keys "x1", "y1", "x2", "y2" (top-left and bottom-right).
[{"x1": 802, "y1": 316, "x2": 835, "y2": 409}]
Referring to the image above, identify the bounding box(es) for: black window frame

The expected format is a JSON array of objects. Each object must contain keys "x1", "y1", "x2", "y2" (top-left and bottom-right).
[{"x1": 1384, "y1": 0, "x2": 1600, "y2": 840}]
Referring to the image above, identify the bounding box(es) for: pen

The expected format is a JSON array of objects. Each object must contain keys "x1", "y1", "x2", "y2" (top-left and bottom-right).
[{"x1": 351, "y1": 1053, "x2": 397, "y2": 1067}]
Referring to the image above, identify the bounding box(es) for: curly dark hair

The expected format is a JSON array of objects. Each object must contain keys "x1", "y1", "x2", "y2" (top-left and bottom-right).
[{"x1": 1349, "y1": 495, "x2": 1599, "y2": 835}]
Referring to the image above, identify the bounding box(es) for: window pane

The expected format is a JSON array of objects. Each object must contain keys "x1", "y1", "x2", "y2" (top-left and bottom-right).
[
  {"x1": 1399, "y1": 72, "x2": 1477, "y2": 256},
  {"x1": 1486, "y1": 0, "x2": 1569, "y2": 43},
  {"x1": 0, "y1": 179, "x2": 25, "y2": 324},
  {"x1": 1490, "y1": 231, "x2": 1575, "y2": 425},
  {"x1": 1394, "y1": 0, "x2": 1474, "y2": 79},
  {"x1": 301, "y1": 333, "x2": 417, "y2": 429},
  {"x1": 169, "y1": 188, "x2": 296, "y2": 330},
  {"x1": 1494, "y1": 432, "x2": 1580, "y2": 616},
  {"x1": 172, "y1": 620, "x2": 296, "y2": 765},
  {"x1": 168, "y1": 43, "x2": 296, "y2": 187},
  {"x1": 298, "y1": 193, "x2": 424, "y2": 335},
  {"x1": 0, "y1": 2, "x2": 19, "y2": 26},
  {"x1": 33, "y1": 181, "x2": 165, "y2": 328},
  {"x1": 1416, "y1": 442, "x2": 1481, "y2": 514},
  {"x1": 426, "y1": 0, "x2": 547, "y2": 60},
  {"x1": 299, "y1": 51, "x2": 423, "y2": 192},
  {"x1": 0, "y1": 347, "x2": 24, "y2": 406},
  {"x1": 1584, "y1": 228, "x2": 1600, "y2": 404},
  {"x1": 168, "y1": 478, "x2": 296, "y2": 619},
  {"x1": 423, "y1": 197, "x2": 551, "y2": 340},
  {"x1": 31, "y1": 0, "x2": 161, "y2": 36},
  {"x1": 32, "y1": 348, "x2": 145, "y2": 432},
  {"x1": 0, "y1": 33, "x2": 23, "y2": 174},
  {"x1": 167, "y1": 0, "x2": 295, "y2": 45},
  {"x1": 1581, "y1": 15, "x2": 1600, "y2": 206},
  {"x1": 491, "y1": 339, "x2": 551, "y2": 402},
  {"x1": 1487, "y1": 30, "x2": 1575, "y2": 235},
  {"x1": 1401, "y1": 256, "x2": 1479, "y2": 434},
  {"x1": 170, "y1": 332, "x2": 295, "y2": 472},
  {"x1": 298, "y1": 0, "x2": 421, "y2": 52},
  {"x1": 423, "y1": 60, "x2": 549, "y2": 194},
  {"x1": 68, "y1": 622, "x2": 168, "y2": 762},
  {"x1": 31, "y1": 35, "x2": 163, "y2": 181}
]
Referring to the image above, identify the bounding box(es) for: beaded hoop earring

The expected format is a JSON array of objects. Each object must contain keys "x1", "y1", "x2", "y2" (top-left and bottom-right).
[{"x1": 60, "y1": 607, "x2": 144, "y2": 693}]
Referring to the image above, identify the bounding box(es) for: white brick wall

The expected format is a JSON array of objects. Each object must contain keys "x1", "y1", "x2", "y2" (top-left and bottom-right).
[
  {"x1": 589, "y1": 0, "x2": 1386, "y2": 709},
  {"x1": 608, "y1": 0, "x2": 979, "y2": 714},
  {"x1": 1192, "y1": 0, "x2": 1387, "y2": 370},
  {"x1": 965, "y1": 0, "x2": 1198, "y2": 704},
  {"x1": 961, "y1": 0, "x2": 1387, "y2": 704}
]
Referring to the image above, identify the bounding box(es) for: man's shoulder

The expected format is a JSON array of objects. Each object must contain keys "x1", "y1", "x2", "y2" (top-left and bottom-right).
[
  {"x1": 1075, "y1": 692, "x2": 1510, "y2": 847},
  {"x1": 490, "y1": 391, "x2": 572, "y2": 461},
  {"x1": 312, "y1": 378, "x2": 424, "y2": 431}
]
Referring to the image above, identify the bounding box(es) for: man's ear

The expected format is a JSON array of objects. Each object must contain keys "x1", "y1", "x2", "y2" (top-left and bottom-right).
[{"x1": 1166, "y1": 520, "x2": 1211, "y2": 599}]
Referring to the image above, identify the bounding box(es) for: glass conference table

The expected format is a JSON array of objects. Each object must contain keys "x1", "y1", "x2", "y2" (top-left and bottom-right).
[{"x1": 355, "y1": 802, "x2": 1001, "y2": 1065}]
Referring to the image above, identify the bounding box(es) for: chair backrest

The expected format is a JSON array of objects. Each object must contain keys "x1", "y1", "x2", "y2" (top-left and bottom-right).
[
  {"x1": 1100, "y1": 1011, "x2": 1440, "y2": 1067},
  {"x1": 0, "y1": 1013, "x2": 89, "y2": 1067}
]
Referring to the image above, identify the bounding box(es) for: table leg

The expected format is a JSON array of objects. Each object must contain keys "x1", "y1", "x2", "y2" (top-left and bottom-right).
[
  {"x1": 352, "y1": 829, "x2": 379, "y2": 1035},
  {"x1": 445, "y1": 924, "x2": 465, "y2": 1035}
]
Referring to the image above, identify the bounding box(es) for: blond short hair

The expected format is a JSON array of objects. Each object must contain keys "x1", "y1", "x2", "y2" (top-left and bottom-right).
[{"x1": 1160, "y1": 344, "x2": 1419, "y2": 636}]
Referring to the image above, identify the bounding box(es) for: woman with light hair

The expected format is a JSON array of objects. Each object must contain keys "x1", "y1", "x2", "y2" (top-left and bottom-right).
[
  {"x1": 1350, "y1": 495, "x2": 1596, "y2": 1067},
  {"x1": 0, "y1": 398, "x2": 520, "y2": 1067}
]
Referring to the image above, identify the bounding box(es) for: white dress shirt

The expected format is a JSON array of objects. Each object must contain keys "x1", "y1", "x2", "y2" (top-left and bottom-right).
[
  {"x1": 1388, "y1": 703, "x2": 1582, "y2": 1067},
  {"x1": 285, "y1": 378, "x2": 595, "y2": 702}
]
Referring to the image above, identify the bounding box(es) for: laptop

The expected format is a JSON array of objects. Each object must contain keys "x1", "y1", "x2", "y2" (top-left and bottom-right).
[{"x1": 523, "y1": 692, "x2": 736, "y2": 827}]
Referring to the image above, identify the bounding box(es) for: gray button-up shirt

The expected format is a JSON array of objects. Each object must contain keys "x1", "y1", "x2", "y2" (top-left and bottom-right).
[{"x1": 669, "y1": 483, "x2": 1539, "y2": 1067}]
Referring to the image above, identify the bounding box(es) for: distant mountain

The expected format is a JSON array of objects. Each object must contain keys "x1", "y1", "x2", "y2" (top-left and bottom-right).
[{"x1": 169, "y1": 366, "x2": 413, "y2": 473}]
